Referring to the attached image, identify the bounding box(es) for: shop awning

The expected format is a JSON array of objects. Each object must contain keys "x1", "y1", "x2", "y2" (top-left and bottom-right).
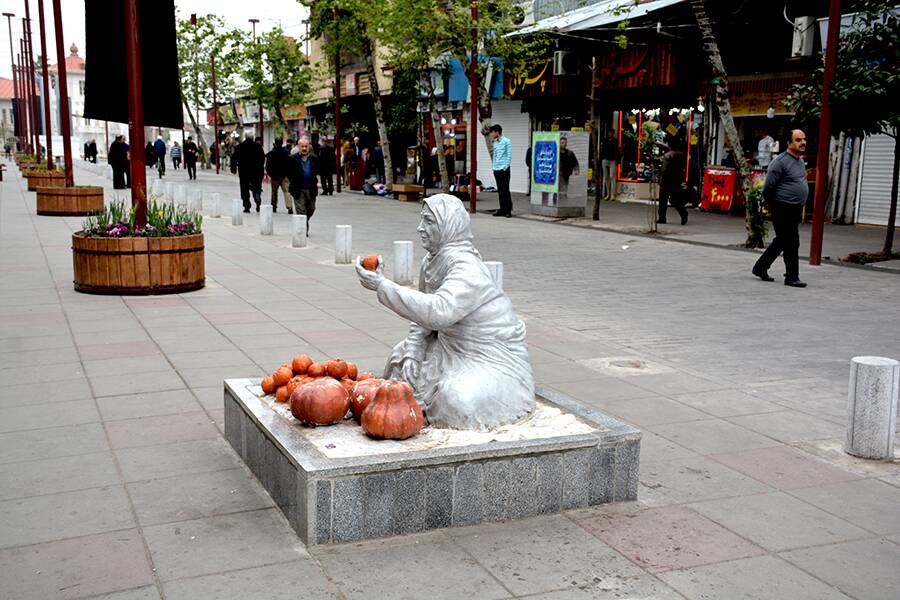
[{"x1": 515, "y1": 0, "x2": 686, "y2": 35}]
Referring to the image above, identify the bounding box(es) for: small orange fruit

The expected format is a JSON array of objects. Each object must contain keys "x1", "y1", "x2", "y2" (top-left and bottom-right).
[
  {"x1": 273, "y1": 366, "x2": 293, "y2": 387},
  {"x1": 357, "y1": 371, "x2": 375, "y2": 381},
  {"x1": 325, "y1": 358, "x2": 348, "y2": 379},
  {"x1": 346, "y1": 362, "x2": 358, "y2": 380},
  {"x1": 362, "y1": 255, "x2": 379, "y2": 270},
  {"x1": 261, "y1": 376, "x2": 277, "y2": 395},
  {"x1": 307, "y1": 362, "x2": 327, "y2": 377},
  {"x1": 291, "y1": 354, "x2": 313, "y2": 374},
  {"x1": 275, "y1": 385, "x2": 289, "y2": 403}
]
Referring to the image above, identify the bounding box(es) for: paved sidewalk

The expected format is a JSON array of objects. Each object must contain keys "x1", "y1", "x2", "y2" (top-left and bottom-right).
[{"x1": 1, "y1": 161, "x2": 898, "y2": 600}]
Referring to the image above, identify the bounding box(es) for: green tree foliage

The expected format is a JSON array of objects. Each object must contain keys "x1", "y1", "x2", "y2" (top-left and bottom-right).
[
  {"x1": 243, "y1": 29, "x2": 313, "y2": 132},
  {"x1": 787, "y1": 1, "x2": 899, "y2": 256}
]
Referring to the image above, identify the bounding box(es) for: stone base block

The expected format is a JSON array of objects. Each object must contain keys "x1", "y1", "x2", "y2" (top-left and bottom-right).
[
  {"x1": 530, "y1": 204, "x2": 585, "y2": 218},
  {"x1": 224, "y1": 378, "x2": 641, "y2": 546}
]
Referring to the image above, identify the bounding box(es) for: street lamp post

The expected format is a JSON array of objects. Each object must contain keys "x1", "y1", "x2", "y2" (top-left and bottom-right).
[
  {"x1": 249, "y1": 18, "x2": 263, "y2": 148},
  {"x1": 19, "y1": 37, "x2": 33, "y2": 153},
  {"x1": 36, "y1": 0, "x2": 53, "y2": 169},
  {"x1": 2, "y1": 12, "x2": 20, "y2": 150},
  {"x1": 212, "y1": 54, "x2": 219, "y2": 174},
  {"x1": 122, "y1": 0, "x2": 147, "y2": 224},
  {"x1": 22, "y1": 6, "x2": 40, "y2": 160},
  {"x1": 468, "y1": 0, "x2": 478, "y2": 214}
]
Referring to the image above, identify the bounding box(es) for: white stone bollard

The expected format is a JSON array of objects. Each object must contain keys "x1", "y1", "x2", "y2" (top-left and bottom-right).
[
  {"x1": 105, "y1": 165, "x2": 113, "y2": 180},
  {"x1": 175, "y1": 184, "x2": 187, "y2": 206},
  {"x1": 232, "y1": 199, "x2": 243, "y2": 226},
  {"x1": 165, "y1": 181, "x2": 175, "y2": 203},
  {"x1": 150, "y1": 179, "x2": 163, "y2": 198},
  {"x1": 335, "y1": 225, "x2": 352, "y2": 264},
  {"x1": 259, "y1": 205, "x2": 274, "y2": 235},
  {"x1": 846, "y1": 356, "x2": 899, "y2": 460},
  {"x1": 292, "y1": 215, "x2": 308, "y2": 248},
  {"x1": 393, "y1": 240, "x2": 414, "y2": 285},
  {"x1": 209, "y1": 193, "x2": 221, "y2": 217},
  {"x1": 189, "y1": 190, "x2": 203, "y2": 212},
  {"x1": 485, "y1": 261, "x2": 504, "y2": 291}
]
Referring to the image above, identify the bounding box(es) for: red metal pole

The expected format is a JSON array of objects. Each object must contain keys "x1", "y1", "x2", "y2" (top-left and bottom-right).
[
  {"x1": 122, "y1": 0, "x2": 146, "y2": 225},
  {"x1": 334, "y1": 22, "x2": 341, "y2": 193},
  {"x1": 468, "y1": 0, "x2": 478, "y2": 214},
  {"x1": 809, "y1": 0, "x2": 842, "y2": 265},
  {"x1": 23, "y1": 8, "x2": 40, "y2": 161},
  {"x1": 13, "y1": 63, "x2": 23, "y2": 150},
  {"x1": 3, "y1": 13, "x2": 20, "y2": 151},
  {"x1": 19, "y1": 39, "x2": 32, "y2": 154},
  {"x1": 50, "y1": 0, "x2": 72, "y2": 186},
  {"x1": 212, "y1": 54, "x2": 219, "y2": 174},
  {"x1": 36, "y1": 0, "x2": 52, "y2": 169}
]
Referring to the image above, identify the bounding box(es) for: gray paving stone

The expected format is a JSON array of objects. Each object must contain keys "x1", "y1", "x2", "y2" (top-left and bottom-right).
[
  {"x1": 670, "y1": 388, "x2": 784, "y2": 417},
  {"x1": 639, "y1": 456, "x2": 773, "y2": 507},
  {"x1": 727, "y1": 410, "x2": 846, "y2": 443},
  {"x1": 0, "y1": 485, "x2": 134, "y2": 549},
  {"x1": 710, "y1": 445, "x2": 862, "y2": 490},
  {"x1": 0, "y1": 422, "x2": 109, "y2": 464},
  {"x1": 649, "y1": 419, "x2": 777, "y2": 455},
  {"x1": 780, "y1": 538, "x2": 900, "y2": 600},
  {"x1": 659, "y1": 555, "x2": 854, "y2": 600},
  {"x1": 689, "y1": 491, "x2": 872, "y2": 551},
  {"x1": 89, "y1": 369, "x2": 185, "y2": 398},
  {"x1": 95, "y1": 389, "x2": 203, "y2": 421},
  {"x1": 105, "y1": 411, "x2": 219, "y2": 449},
  {"x1": 0, "y1": 452, "x2": 120, "y2": 501},
  {"x1": 115, "y1": 438, "x2": 243, "y2": 483},
  {"x1": 1, "y1": 379, "x2": 94, "y2": 408},
  {"x1": 161, "y1": 560, "x2": 342, "y2": 600},
  {"x1": 143, "y1": 509, "x2": 307, "y2": 582},
  {"x1": 0, "y1": 399, "x2": 100, "y2": 433},
  {"x1": 127, "y1": 467, "x2": 272, "y2": 526},
  {"x1": 450, "y1": 514, "x2": 643, "y2": 596},
  {"x1": 0, "y1": 529, "x2": 156, "y2": 600},
  {"x1": 790, "y1": 479, "x2": 900, "y2": 534},
  {"x1": 82, "y1": 355, "x2": 174, "y2": 378},
  {"x1": 517, "y1": 575, "x2": 684, "y2": 599}
]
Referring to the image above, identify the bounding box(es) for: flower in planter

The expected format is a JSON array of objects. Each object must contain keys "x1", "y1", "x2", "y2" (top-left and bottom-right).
[{"x1": 80, "y1": 197, "x2": 203, "y2": 238}]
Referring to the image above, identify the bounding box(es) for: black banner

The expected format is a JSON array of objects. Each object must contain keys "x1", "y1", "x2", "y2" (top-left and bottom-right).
[{"x1": 82, "y1": 0, "x2": 183, "y2": 128}]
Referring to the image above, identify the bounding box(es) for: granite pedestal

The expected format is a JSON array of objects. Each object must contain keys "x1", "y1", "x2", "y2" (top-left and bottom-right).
[{"x1": 224, "y1": 378, "x2": 641, "y2": 546}]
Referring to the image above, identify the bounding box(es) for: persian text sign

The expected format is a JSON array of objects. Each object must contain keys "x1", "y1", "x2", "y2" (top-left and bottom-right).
[{"x1": 531, "y1": 132, "x2": 559, "y2": 193}]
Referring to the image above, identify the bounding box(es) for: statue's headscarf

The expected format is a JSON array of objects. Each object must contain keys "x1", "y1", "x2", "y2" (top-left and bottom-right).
[{"x1": 421, "y1": 194, "x2": 483, "y2": 288}]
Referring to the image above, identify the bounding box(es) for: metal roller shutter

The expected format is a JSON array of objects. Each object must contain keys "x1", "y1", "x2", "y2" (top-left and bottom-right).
[
  {"x1": 476, "y1": 100, "x2": 531, "y2": 194},
  {"x1": 856, "y1": 134, "x2": 897, "y2": 226}
]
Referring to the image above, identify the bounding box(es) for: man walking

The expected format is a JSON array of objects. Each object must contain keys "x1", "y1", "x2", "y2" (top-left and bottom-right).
[
  {"x1": 490, "y1": 124, "x2": 513, "y2": 217},
  {"x1": 231, "y1": 134, "x2": 265, "y2": 213},
  {"x1": 559, "y1": 136, "x2": 580, "y2": 195},
  {"x1": 287, "y1": 137, "x2": 319, "y2": 234},
  {"x1": 183, "y1": 136, "x2": 198, "y2": 180},
  {"x1": 318, "y1": 136, "x2": 335, "y2": 195},
  {"x1": 657, "y1": 139, "x2": 689, "y2": 225},
  {"x1": 108, "y1": 135, "x2": 128, "y2": 189},
  {"x1": 153, "y1": 136, "x2": 167, "y2": 177},
  {"x1": 170, "y1": 141, "x2": 181, "y2": 171},
  {"x1": 752, "y1": 129, "x2": 809, "y2": 288},
  {"x1": 266, "y1": 139, "x2": 292, "y2": 213},
  {"x1": 600, "y1": 129, "x2": 619, "y2": 201}
]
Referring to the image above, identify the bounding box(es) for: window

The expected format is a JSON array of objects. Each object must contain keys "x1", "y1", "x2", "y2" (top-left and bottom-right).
[{"x1": 79, "y1": 80, "x2": 85, "y2": 96}]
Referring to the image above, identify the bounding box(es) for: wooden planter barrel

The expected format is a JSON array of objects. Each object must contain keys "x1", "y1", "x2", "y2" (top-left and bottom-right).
[
  {"x1": 37, "y1": 185, "x2": 104, "y2": 216},
  {"x1": 72, "y1": 232, "x2": 205, "y2": 295},
  {"x1": 26, "y1": 170, "x2": 65, "y2": 191}
]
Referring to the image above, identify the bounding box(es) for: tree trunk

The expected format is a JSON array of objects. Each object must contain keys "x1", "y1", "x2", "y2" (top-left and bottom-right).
[
  {"x1": 690, "y1": 0, "x2": 764, "y2": 248},
  {"x1": 182, "y1": 95, "x2": 211, "y2": 169},
  {"x1": 362, "y1": 40, "x2": 394, "y2": 188},
  {"x1": 883, "y1": 132, "x2": 899, "y2": 256},
  {"x1": 477, "y1": 83, "x2": 494, "y2": 158},
  {"x1": 423, "y1": 74, "x2": 450, "y2": 192}
]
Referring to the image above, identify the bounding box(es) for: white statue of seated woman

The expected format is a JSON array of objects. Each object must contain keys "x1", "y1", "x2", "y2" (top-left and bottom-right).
[{"x1": 355, "y1": 194, "x2": 535, "y2": 431}]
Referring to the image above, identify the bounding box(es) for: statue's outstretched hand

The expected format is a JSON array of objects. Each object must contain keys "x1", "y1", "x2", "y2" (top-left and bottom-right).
[{"x1": 355, "y1": 255, "x2": 384, "y2": 291}]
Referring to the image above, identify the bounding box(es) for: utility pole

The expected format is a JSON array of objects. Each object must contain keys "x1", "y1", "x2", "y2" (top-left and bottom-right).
[
  {"x1": 212, "y1": 54, "x2": 219, "y2": 174},
  {"x1": 123, "y1": 0, "x2": 147, "y2": 223},
  {"x1": 809, "y1": 0, "x2": 842, "y2": 265},
  {"x1": 36, "y1": 0, "x2": 53, "y2": 169},
  {"x1": 468, "y1": 0, "x2": 478, "y2": 214},
  {"x1": 50, "y1": 0, "x2": 72, "y2": 186}
]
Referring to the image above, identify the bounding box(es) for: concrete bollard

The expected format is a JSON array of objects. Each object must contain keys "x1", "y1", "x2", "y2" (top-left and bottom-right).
[
  {"x1": 485, "y1": 261, "x2": 504, "y2": 291},
  {"x1": 165, "y1": 181, "x2": 175, "y2": 203},
  {"x1": 188, "y1": 190, "x2": 203, "y2": 212},
  {"x1": 846, "y1": 356, "x2": 899, "y2": 460},
  {"x1": 175, "y1": 184, "x2": 187, "y2": 206},
  {"x1": 232, "y1": 198, "x2": 243, "y2": 226},
  {"x1": 105, "y1": 165, "x2": 113, "y2": 180},
  {"x1": 393, "y1": 241, "x2": 414, "y2": 285},
  {"x1": 335, "y1": 225, "x2": 352, "y2": 263},
  {"x1": 209, "y1": 193, "x2": 221, "y2": 217},
  {"x1": 292, "y1": 215, "x2": 308, "y2": 248},
  {"x1": 259, "y1": 205, "x2": 274, "y2": 235},
  {"x1": 150, "y1": 179, "x2": 163, "y2": 198}
]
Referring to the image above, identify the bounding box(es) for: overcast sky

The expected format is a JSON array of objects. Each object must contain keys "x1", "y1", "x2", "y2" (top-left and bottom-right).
[{"x1": 0, "y1": 0, "x2": 309, "y2": 80}]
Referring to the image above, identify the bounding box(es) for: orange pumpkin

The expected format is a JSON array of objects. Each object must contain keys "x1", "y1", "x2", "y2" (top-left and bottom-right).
[
  {"x1": 275, "y1": 385, "x2": 289, "y2": 403},
  {"x1": 261, "y1": 375, "x2": 277, "y2": 395},
  {"x1": 325, "y1": 358, "x2": 348, "y2": 379},
  {"x1": 291, "y1": 354, "x2": 313, "y2": 374},
  {"x1": 346, "y1": 362, "x2": 358, "y2": 380},
  {"x1": 307, "y1": 362, "x2": 326, "y2": 377},
  {"x1": 290, "y1": 377, "x2": 350, "y2": 426},
  {"x1": 273, "y1": 366, "x2": 293, "y2": 387},
  {"x1": 340, "y1": 378, "x2": 357, "y2": 393},
  {"x1": 357, "y1": 371, "x2": 375, "y2": 381},
  {"x1": 361, "y1": 380, "x2": 423, "y2": 439},
  {"x1": 287, "y1": 375, "x2": 311, "y2": 396},
  {"x1": 350, "y1": 378, "x2": 385, "y2": 421},
  {"x1": 362, "y1": 255, "x2": 379, "y2": 270}
]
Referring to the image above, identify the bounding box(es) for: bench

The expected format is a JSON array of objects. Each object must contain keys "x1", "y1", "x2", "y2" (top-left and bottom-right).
[{"x1": 392, "y1": 183, "x2": 425, "y2": 202}]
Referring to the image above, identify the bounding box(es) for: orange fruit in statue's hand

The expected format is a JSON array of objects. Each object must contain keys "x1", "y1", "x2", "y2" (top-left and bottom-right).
[
  {"x1": 362, "y1": 255, "x2": 379, "y2": 271},
  {"x1": 291, "y1": 354, "x2": 313, "y2": 374},
  {"x1": 261, "y1": 376, "x2": 277, "y2": 395},
  {"x1": 275, "y1": 385, "x2": 289, "y2": 403},
  {"x1": 273, "y1": 366, "x2": 293, "y2": 387}
]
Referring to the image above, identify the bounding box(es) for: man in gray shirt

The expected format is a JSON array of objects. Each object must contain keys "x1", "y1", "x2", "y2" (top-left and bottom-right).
[{"x1": 752, "y1": 129, "x2": 809, "y2": 288}]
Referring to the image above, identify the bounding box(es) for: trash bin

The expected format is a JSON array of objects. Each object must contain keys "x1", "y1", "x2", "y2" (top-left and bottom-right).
[{"x1": 348, "y1": 161, "x2": 364, "y2": 191}]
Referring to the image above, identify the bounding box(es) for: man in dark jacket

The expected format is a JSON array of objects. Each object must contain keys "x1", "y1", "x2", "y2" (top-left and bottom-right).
[
  {"x1": 657, "y1": 139, "x2": 688, "y2": 226},
  {"x1": 265, "y1": 139, "x2": 292, "y2": 213},
  {"x1": 287, "y1": 137, "x2": 319, "y2": 232},
  {"x1": 153, "y1": 136, "x2": 167, "y2": 176},
  {"x1": 232, "y1": 135, "x2": 266, "y2": 212},
  {"x1": 108, "y1": 135, "x2": 128, "y2": 189},
  {"x1": 183, "y1": 136, "x2": 199, "y2": 180},
  {"x1": 317, "y1": 137, "x2": 335, "y2": 195}
]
